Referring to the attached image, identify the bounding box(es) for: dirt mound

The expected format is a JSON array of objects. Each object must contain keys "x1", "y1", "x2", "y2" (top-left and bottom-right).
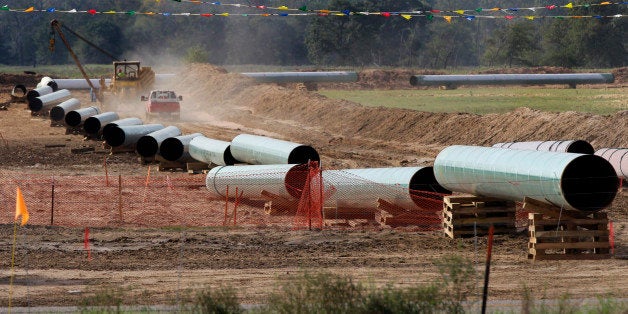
[
  {"x1": 612, "y1": 67, "x2": 628, "y2": 84},
  {"x1": 176, "y1": 65, "x2": 628, "y2": 153},
  {"x1": 0, "y1": 73, "x2": 42, "y2": 86},
  {"x1": 319, "y1": 69, "x2": 445, "y2": 90},
  {"x1": 478, "y1": 66, "x2": 575, "y2": 75}
]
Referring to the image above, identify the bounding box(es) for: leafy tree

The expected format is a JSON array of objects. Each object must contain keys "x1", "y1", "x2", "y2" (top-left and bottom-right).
[
  {"x1": 420, "y1": 21, "x2": 477, "y2": 69},
  {"x1": 483, "y1": 22, "x2": 540, "y2": 67}
]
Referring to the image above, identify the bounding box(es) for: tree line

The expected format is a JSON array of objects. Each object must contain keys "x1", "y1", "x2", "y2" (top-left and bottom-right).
[{"x1": 0, "y1": 0, "x2": 625, "y2": 69}]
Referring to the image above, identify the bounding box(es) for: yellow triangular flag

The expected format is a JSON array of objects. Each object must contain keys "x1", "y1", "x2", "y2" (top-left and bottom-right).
[
  {"x1": 278, "y1": 6, "x2": 288, "y2": 10},
  {"x1": 401, "y1": 14, "x2": 412, "y2": 20},
  {"x1": 454, "y1": 10, "x2": 464, "y2": 15},
  {"x1": 564, "y1": 3, "x2": 574, "y2": 8},
  {"x1": 24, "y1": 6, "x2": 34, "y2": 12},
  {"x1": 444, "y1": 16, "x2": 452, "y2": 23},
  {"x1": 525, "y1": 16, "x2": 535, "y2": 20},
  {"x1": 15, "y1": 187, "x2": 29, "y2": 226}
]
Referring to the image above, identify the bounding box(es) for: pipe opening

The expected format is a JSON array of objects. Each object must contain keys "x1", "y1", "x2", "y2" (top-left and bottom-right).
[
  {"x1": 12, "y1": 85, "x2": 26, "y2": 97},
  {"x1": 64, "y1": 111, "x2": 82, "y2": 127},
  {"x1": 285, "y1": 164, "x2": 310, "y2": 199},
  {"x1": 566, "y1": 140, "x2": 594, "y2": 154},
  {"x1": 48, "y1": 81, "x2": 58, "y2": 91},
  {"x1": 409, "y1": 76, "x2": 421, "y2": 86},
  {"x1": 409, "y1": 168, "x2": 451, "y2": 206},
  {"x1": 104, "y1": 127, "x2": 126, "y2": 147},
  {"x1": 28, "y1": 99, "x2": 43, "y2": 112},
  {"x1": 84, "y1": 118, "x2": 102, "y2": 134},
  {"x1": 287, "y1": 145, "x2": 320, "y2": 164},
  {"x1": 561, "y1": 155, "x2": 618, "y2": 212},
  {"x1": 160, "y1": 138, "x2": 184, "y2": 161},
  {"x1": 223, "y1": 146, "x2": 237, "y2": 165},
  {"x1": 136, "y1": 136, "x2": 159, "y2": 157},
  {"x1": 49, "y1": 107, "x2": 66, "y2": 121}
]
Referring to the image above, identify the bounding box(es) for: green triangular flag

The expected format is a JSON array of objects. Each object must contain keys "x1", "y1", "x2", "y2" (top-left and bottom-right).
[
  {"x1": 426, "y1": 13, "x2": 433, "y2": 20},
  {"x1": 1, "y1": 5, "x2": 9, "y2": 10},
  {"x1": 126, "y1": 10, "x2": 136, "y2": 15},
  {"x1": 298, "y1": 6, "x2": 307, "y2": 11},
  {"x1": 475, "y1": 8, "x2": 482, "y2": 13}
]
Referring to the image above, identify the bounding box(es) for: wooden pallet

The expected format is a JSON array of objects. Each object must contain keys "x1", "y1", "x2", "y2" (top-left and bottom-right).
[
  {"x1": 443, "y1": 195, "x2": 516, "y2": 238},
  {"x1": 527, "y1": 212, "x2": 610, "y2": 261}
]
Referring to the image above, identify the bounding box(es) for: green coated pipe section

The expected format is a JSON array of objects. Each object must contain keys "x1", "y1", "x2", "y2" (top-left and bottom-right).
[{"x1": 434, "y1": 146, "x2": 618, "y2": 212}]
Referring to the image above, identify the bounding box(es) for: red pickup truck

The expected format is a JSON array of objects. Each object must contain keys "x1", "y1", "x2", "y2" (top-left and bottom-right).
[{"x1": 141, "y1": 90, "x2": 182, "y2": 121}]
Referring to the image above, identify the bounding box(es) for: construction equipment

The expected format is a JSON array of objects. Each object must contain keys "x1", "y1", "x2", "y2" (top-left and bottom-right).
[
  {"x1": 141, "y1": 90, "x2": 182, "y2": 121},
  {"x1": 49, "y1": 19, "x2": 155, "y2": 102}
]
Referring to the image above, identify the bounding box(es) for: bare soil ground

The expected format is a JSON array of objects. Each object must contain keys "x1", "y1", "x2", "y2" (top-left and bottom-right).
[{"x1": 0, "y1": 66, "x2": 626, "y2": 308}]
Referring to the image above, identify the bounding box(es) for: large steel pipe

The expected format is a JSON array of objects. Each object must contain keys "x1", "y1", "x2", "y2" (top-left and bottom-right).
[
  {"x1": 26, "y1": 86, "x2": 54, "y2": 102},
  {"x1": 65, "y1": 106, "x2": 101, "y2": 127},
  {"x1": 189, "y1": 136, "x2": 237, "y2": 166},
  {"x1": 104, "y1": 124, "x2": 164, "y2": 148},
  {"x1": 434, "y1": 146, "x2": 619, "y2": 212},
  {"x1": 205, "y1": 164, "x2": 309, "y2": 199},
  {"x1": 595, "y1": 148, "x2": 628, "y2": 180},
  {"x1": 49, "y1": 98, "x2": 81, "y2": 122},
  {"x1": 231, "y1": 134, "x2": 319, "y2": 165},
  {"x1": 323, "y1": 167, "x2": 450, "y2": 210},
  {"x1": 410, "y1": 73, "x2": 614, "y2": 87},
  {"x1": 28, "y1": 89, "x2": 72, "y2": 112},
  {"x1": 241, "y1": 71, "x2": 358, "y2": 83},
  {"x1": 36, "y1": 76, "x2": 58, "y2": 91},
  {"x1": 492, "y1": 140, "x2": 594, "y2": 154},
  {"x1": 53, "y1": 79, "x2": 111, "y2": 90},
  {"x1": 83, "y1": 112, "x2": 120, "y2": 135},
  {"x1": 101, "y1": 117, "x2": 143, "y2": 138},
  {"x1": 159, "y1": 133, "x2": 203, "y2": 162},
  {"x1": 136, "y1": 126, "x2": 182, "y2": 157}
]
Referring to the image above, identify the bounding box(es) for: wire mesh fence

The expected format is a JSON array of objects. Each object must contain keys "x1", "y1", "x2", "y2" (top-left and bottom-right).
[{"x1": 0, "y1": 164, "x2": 454, "y2": 230}]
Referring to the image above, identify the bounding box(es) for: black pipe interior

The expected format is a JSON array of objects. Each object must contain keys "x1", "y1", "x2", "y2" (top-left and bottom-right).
[
  {"x1": 136, "y1": 136, "x2": 159, "y2": 157},
  {"x1": 567, "y1": 140, "x2": 594, "y2": 154},
  {"x1": 49, "y1": 107, "x2": 65, "y2": 122},
  {"x1": 64, "y1": 111, "x2": 82, "y2": 127},
  {"x1": 285, "y1": 164, "x2": 310, "y2": 199},
  {"x1": 223, "y1": 146, "x2": 237, "y2": 165},
  {"x1": 159, "y1": 138, "x2": 184, "y2": 161},
  {"x1": 28, "y1": 99, "x2": 43, "y2": 112},
  {"x1": 104, "y1": 126, "x2": 125, "y2": 147},
  {"x1": 84, "y1": 117, "x2": 102, "y2": 134},
  {"x1": 287, "y1": 145, "x2": 320, "y2": 164},
  {"x1": 561, "y1": 155, "x2": 618, "y2": 212},
  {"x1": 409, "y1": 167, "x2": 452, "y2": 205}
]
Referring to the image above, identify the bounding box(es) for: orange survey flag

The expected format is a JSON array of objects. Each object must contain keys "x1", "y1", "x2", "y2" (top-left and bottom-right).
[{"x1": 15, "y1": 187, "x2": 29, "y2": 226}]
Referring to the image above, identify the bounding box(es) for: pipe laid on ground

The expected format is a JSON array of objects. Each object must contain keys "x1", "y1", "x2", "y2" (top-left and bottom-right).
[
  {"x1": 409, "y1": 73, "x2": 614, "y2": 87},
  {"x1": 136, "y1": 126, "x2": 182, "y2": 157},
  {"x1": 65, "y1": 106, "x2": 101, "y2": 127},
  {"x1": 159, "y1": 133, "x2": 203, "y2": 162},
  {"x1": 49, "y1": 98, "x2": 81, "y2": 122},
  {"x1": 36, "y1": 76, "x2": 58, "y2": 91},
  {"x1": 492, "y1": 140, "x2": 594, "y2": 154},
  {"x1": 104, "y1": 124, "x2": 164, "y2": 148},
  {"x1": 595, "y1": 148, "x2": 628, "y2": 180},
  {"x1": 83, "y1": 112, "x2": 120, "y2": 135},
  {"x1": 48, "y1": 74, "x2": 173, "y2": 90},
  {"x1": 433, "y1": 145, "x2": 618, "y2": 212},
  {"x1": 26, "y1": 86, "x2": 54, "y2": 102},
  {"x1": 53, "y1": 79, "x2": 111, "y2": 90},
  {"x1": 241, "y1": 71, "x2": 358, "y2": 83},
  {"x1": 322, "y1": 167, "x2": 450, "y2": 210},
  {"x1": 230, "y1": 134, "x2": 319, "y2": 165},
  {"x1": 101, "y1": 117, "x2": 144, "y2": 138},
  {"x1": 205, "y1": 164, "x2": 309, "y2": 200},
  {"x1": 11, "y1": 85, "x2": 27, "y2": 97},
  {"x1": 188, "y1": 136, "x2": 237, "y2": 166},
  {"x1": 28, "y1": 89, "x2": 72, "y2": 112}
]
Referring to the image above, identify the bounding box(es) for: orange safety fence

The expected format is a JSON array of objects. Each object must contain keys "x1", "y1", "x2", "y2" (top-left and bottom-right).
[{"x1": 0, "y1": 168, "x2": 452, "y2": 230}]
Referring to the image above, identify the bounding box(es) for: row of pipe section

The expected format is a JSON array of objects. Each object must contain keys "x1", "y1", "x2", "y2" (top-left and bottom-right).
[
  {"x1": 492, "y1": 140, "x2": 627, "y2": 181},
  {"x1": 205, "y1": 165, "x2": 449, "y2": 210},
  {"x1": 409, "y1": 73, "x2": 614, "y2": 87}
]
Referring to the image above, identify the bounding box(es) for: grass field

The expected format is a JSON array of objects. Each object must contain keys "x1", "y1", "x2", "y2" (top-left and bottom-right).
[{"x1": 318, "y1": 87, "x2": 628, "y2": 115}]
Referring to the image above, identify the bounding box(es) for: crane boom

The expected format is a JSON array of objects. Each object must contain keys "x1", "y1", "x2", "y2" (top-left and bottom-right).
[{"x1": 49, "y1": 19, "x2": 105, "y2": 102}]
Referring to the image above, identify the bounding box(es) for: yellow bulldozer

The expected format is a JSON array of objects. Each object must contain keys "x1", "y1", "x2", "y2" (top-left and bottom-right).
[{"x1": 49, "y1": 20, "x2": 154, "y2": 102}]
